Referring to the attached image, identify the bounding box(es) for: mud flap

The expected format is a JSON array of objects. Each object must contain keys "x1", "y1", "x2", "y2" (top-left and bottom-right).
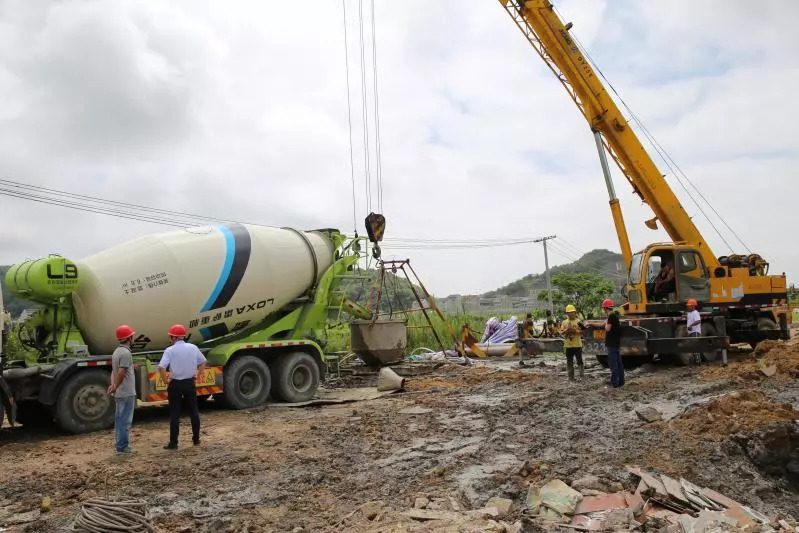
[{"x1": 0, "y1": 376, "x2": 17, "y2": 426}]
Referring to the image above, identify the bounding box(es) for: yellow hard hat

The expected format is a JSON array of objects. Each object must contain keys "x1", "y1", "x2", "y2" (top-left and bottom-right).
[{"x1": 565, "y1": 304, "x2": 577, "y2": 313}]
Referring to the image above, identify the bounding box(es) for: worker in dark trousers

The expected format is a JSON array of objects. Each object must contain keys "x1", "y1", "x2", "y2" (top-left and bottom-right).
[
  {"x1": 686, "y1": 298, "x2": 702, "y2": 364},
  {"x1": 603, "y1": 299, "x2": 624, "y2": 388},
  {"x1": 158, "y1": 324, "x2": 207, "y2": 449},
  {"x1": 560, "y1": 305, "x2": 584, "y2": 381}
]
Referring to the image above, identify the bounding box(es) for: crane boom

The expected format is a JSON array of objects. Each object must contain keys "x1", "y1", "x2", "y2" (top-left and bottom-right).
[{"x1": 500, "y1": 0, "x2": 719, "y2": 269}]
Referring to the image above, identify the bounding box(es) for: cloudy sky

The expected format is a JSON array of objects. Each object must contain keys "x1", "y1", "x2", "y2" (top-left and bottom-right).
[{"x1": 0, "y1": 0, "x2": 797, "y2": 297}]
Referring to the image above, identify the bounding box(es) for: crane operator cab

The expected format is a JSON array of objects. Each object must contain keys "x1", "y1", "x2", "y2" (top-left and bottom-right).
[{"x1": 627, "y1": 245, "x2": 710, "y2": 314}]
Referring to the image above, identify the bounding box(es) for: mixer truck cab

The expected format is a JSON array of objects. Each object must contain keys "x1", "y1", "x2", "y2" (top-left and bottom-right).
[{"x1": 0, "y1": 225, "x2": 372, "y2": 434}]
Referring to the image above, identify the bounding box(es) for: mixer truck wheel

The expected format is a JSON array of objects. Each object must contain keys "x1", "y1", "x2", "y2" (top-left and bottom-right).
[
  {"x1": 271, "y1": 352, "x2": 320, "y2": 403},
  {"x1": 220, "y1": 355, "x2": 271, "y2": 409},
  {"x1": 55, "y1": 370, "x2": 115, "y2": 434}
]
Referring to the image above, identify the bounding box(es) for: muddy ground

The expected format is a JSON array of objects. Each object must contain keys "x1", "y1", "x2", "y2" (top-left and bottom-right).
[{"x1": 1, "y1": 340, "x2": 798, "y2": 532}]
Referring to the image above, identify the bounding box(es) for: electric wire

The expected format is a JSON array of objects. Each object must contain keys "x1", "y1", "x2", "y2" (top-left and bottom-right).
[{"x1": 341, "y1": 0, "x2": 359, "y2": 233}]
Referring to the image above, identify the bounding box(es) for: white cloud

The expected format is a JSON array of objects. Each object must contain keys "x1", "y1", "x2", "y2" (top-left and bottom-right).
[{"x1": 0, "y1": 0, "x2": 796, "y2": 297}]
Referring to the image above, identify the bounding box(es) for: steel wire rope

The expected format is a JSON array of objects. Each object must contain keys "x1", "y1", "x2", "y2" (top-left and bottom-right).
[
  {"x1": 341, "y1": 0, "x2": 359, "y2": 233},
  {"x1": 357, "y1": 0, "x2": 373, "y2": 213},
  {"x1": 551, "y1": 7, "x2": 740, "y2": 252},
  {"x1": 369, "y1": 0, "x2": 384, "y2": 212},
  {"x1": 69, "y1": 497, "x2": 155, "y2": 533}
]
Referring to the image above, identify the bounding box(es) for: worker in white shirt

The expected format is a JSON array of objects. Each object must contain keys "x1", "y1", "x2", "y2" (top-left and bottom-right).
[
  {"x1": 686, "y1": 299, "x2": 702, "y2": 364},
  {"x1": 158, "y1": 324, "x2": 207, "y2": 449}
]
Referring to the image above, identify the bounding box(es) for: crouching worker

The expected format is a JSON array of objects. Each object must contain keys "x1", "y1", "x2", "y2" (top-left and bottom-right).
[{"x1": 560, "y1": 305, "x2": 584, "y2": 381}]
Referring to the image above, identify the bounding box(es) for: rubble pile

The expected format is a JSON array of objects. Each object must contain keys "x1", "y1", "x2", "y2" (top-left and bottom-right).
[
  {"x1": 700, "y1": 340, "x2": 799, "y2": 382},
  {"x1": 524, "y1": 467, "x2": 797, "y2": 532}
]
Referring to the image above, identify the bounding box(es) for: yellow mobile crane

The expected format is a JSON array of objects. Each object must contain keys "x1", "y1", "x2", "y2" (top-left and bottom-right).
[{"x1": 500, "y1": 0, "x2": 789, "y2": 365}]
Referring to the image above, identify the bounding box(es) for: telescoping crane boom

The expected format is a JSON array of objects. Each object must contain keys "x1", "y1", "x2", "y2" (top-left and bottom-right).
[{"x1": 499, "y1": 0, "x2": 789, "y2": 363}]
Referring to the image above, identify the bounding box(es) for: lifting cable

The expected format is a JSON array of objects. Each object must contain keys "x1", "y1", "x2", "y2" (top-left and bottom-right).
[
  {"x1": 357, "y1": 0, "x2": 373, "y2": 214},
  {"x1": 369, "y1": 0, "x2": 384, "y2": 213},
  {"x1": 555, "y1": 6, "x2": 750, "y2": 254},
  {"x1": 340, "y1": 0, "x2": 358, "y2": 234}
]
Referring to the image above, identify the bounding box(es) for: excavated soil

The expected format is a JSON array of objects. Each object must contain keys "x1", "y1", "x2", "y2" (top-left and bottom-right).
[
  {"x1": 1, "y1": 350, "x2": 798, "y2": 532},
  {"x1": 700, "y1": 339, "x2": 799, "y2": 382}
]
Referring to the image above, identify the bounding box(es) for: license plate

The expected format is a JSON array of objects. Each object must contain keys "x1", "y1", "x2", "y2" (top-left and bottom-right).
[
  {"x1": 593, "y1": 330, "x2": 606, "y2": 340},
  {"x1": 154, "y1": 369, "x2": 216, "y2": 390}
]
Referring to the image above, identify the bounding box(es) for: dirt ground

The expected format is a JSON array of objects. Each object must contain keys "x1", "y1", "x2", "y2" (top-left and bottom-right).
[{"x1": 1, "y1": 340, "x2": 798, "y2": 532}]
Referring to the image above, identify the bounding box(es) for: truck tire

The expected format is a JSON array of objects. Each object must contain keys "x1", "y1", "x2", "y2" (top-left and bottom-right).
[
  {"x1": 271, "y1": 352, "x2": 320, "y2": 403},
  {"x1": 55, "y1": 370, "x2": 115, "y2": 434},
  {"x1": 700, "y1": 323, "x2": 721, "y2": 363},
  {"x1": 674, "y1": 325, "x2": 695, "y2": 366},
  {"x1": 595, "y1": 354, "x2": 609, "y2": 368},
  {"x1": 220, "y1": 355, "x2": 271, "y2": 409}
]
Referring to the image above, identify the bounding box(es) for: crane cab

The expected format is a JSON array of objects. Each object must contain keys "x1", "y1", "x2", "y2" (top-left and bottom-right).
[{"x1": 626, "y1": 244, "x2": 710, "y2": 315}]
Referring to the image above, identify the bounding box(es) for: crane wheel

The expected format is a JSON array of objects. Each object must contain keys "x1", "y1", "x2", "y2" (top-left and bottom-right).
[
  {"x1": 220, "y1": 355, "x2": 271, "y2": 410},
  {"x1": 271, "y1": 352, "x2": 320, "y2": 403},
  {"x1": 699, "y1": 323, "x2": 721, "y2": 362},
  {"x1": 55, "y1": 370, "x2": 115, "y2": 434},
  {"x1": 674, "y1": 325, "x2": 695, "y2": 366},
  {"x1": 13, "y1": 401, "x2": 52, "y2": 428}
]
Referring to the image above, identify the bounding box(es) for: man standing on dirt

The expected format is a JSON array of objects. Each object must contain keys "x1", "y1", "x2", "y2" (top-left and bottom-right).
[
  {"x1": 108, "y1": 325, "x2": 137, "y2": 454},
  {"x1": 603, "y1": 299, "x2": 624, "y2": 388},
  {"x1": 560, "y1": 305, "x2": 584, "y2": 381},
  {"x1": 158, "y1": 324, "x2": 207, "y2": 450},
  {"x1": 686, "y1": 299, "x2": 702, "y2": 364}
]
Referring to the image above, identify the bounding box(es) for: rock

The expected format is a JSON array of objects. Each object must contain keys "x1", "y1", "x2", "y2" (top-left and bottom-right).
[
  {"x1": 606, "y1": 481, "x2": 624, "y2": 493},
  {"x1": 291, "y1": 527, "x2": 304, "y2": 533},
  {"x1": 579, "y1": 489, "x2": 603, "y2": 497},
  {"x1": 403, "y1": 509, "x2": 464, "y2": 522},
  {"x1": 40, "y1": 496, "x2": 52, "y2": 512},
  {"x1": 3, "y1": 509, "x2": 41, "y2": 525},
  {"x1": 539, "y1": 479, "x2": 582, "y2": 515},
  {"x1": 485, "y1": 497, "x2": 513, "y2": 518},
  {"x1": 526, "y1": 484, "x2": 542, "y2": 511},
  {"x1": 603, "y1": 508, "x2": 634, "y2": 530},
  {"x1": 759, "y1": 361, "x2": 778, "y2": 377},
  {"x1": 571, "y1": 475, "x2": 604, "y2": 492},
  {"x1": 399, "y1": 406, "x2": 434, "y2": 415},
  {"x1": 448, "y1": 497, "x2": 462, "y2": 512},
  {"x1": 470, "y1": 507, "x2": 500, "y2": 519},
  {"x1": 636, "y1": 406, "x2": 663, "y2": 423},
  {"x1": 360, "y1": 500, "x2": 384, "y2": 521},
  {"x1": 78, "y1": 490, "x2": 97, "y2": 502},
  {"x1": 414, "y1": 496, "x2": 429, "y2": 509}
]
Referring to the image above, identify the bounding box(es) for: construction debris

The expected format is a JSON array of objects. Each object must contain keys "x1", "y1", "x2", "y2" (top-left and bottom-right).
[{"x1": 521, "y1": 467, "x2": 796, "y2": 532}]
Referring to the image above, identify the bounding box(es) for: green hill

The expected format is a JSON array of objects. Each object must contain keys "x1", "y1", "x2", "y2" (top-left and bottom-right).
[{"x1": 484, "y1": 249, "x2": 625, "y2": 297}]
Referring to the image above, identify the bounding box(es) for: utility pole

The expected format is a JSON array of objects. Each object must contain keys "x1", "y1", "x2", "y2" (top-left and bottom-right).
[{"x1": 534, "y1": 235, "x2": 557, "y2": 315}]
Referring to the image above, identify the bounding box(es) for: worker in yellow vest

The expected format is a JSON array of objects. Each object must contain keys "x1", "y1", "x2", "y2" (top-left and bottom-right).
[{"x1": 560, "y1": 304, "x2": 585, "y2": 381}]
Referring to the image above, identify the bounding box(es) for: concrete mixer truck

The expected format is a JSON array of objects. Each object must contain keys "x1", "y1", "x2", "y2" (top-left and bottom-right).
[{"x1": 0, "y1": 223, "x2": 375, "y2": 434}]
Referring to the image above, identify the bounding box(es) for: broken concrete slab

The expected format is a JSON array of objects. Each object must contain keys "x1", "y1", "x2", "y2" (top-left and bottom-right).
[
  {"x1": 413, "y1": 497, "x2": 429, "y2": 509},
  {"x1": 526, "y1": 484, "x2": 542, "y2": 510},
  {"x1": 539, "y1": 479, "x2": 583, "y2": 515},
  {"x1": 624, "y1": 492, "x2": 645, "y2": 517},
  {"x1": 699, "y1": 487, "x2": 741, "y2": 510},
  {"x1": 627, "y1": 466, "x2": 669, "y2": 498},
  {"x1": 659, "y1": 474, "x2": 691, "y2": 508},
  {"x1": 574, "y1": 493, "x2": 628, "y2": 515},
  {"x1": 636, "y1": 406, "x2": 663, "y2": 423}
]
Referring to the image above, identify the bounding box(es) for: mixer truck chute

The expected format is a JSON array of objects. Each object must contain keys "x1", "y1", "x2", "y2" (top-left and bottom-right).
[{"x1": 0, "y1": 224, "x2": 372, "y2": 434}]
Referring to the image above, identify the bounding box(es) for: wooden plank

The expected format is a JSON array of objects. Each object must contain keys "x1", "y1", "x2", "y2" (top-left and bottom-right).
[{"x1": 700, "y1": 487, "x2": 741, "y2": 510}]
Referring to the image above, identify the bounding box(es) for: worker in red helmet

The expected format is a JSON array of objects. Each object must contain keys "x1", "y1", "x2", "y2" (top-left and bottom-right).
[
  {"x1": 157, "y1": 324, "x2": 207, "y2": 449},
  {"x1": 602, "y1": 299, "x2": 624, "y2": 388},
  {"x1": 686, "y1": 299, "x2": 702, "y2": 364},
  {"x1": 108, "y1": 325, "x2": 136, "y2": 454}
]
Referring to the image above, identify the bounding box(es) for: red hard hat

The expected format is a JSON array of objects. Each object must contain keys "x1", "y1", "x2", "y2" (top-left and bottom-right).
[
  {"x1": 168, "y1": 324, "x2": 187, "y2": 337},
  {"x1": 115, "y1": 325, "x2": 135, "y2": 341},
  {"x1": 601, "y1": 298, "x2": 615, "y2": 309},
  {"x1": 687, "y1": 298, "x2": 698, "y2": 307}
]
